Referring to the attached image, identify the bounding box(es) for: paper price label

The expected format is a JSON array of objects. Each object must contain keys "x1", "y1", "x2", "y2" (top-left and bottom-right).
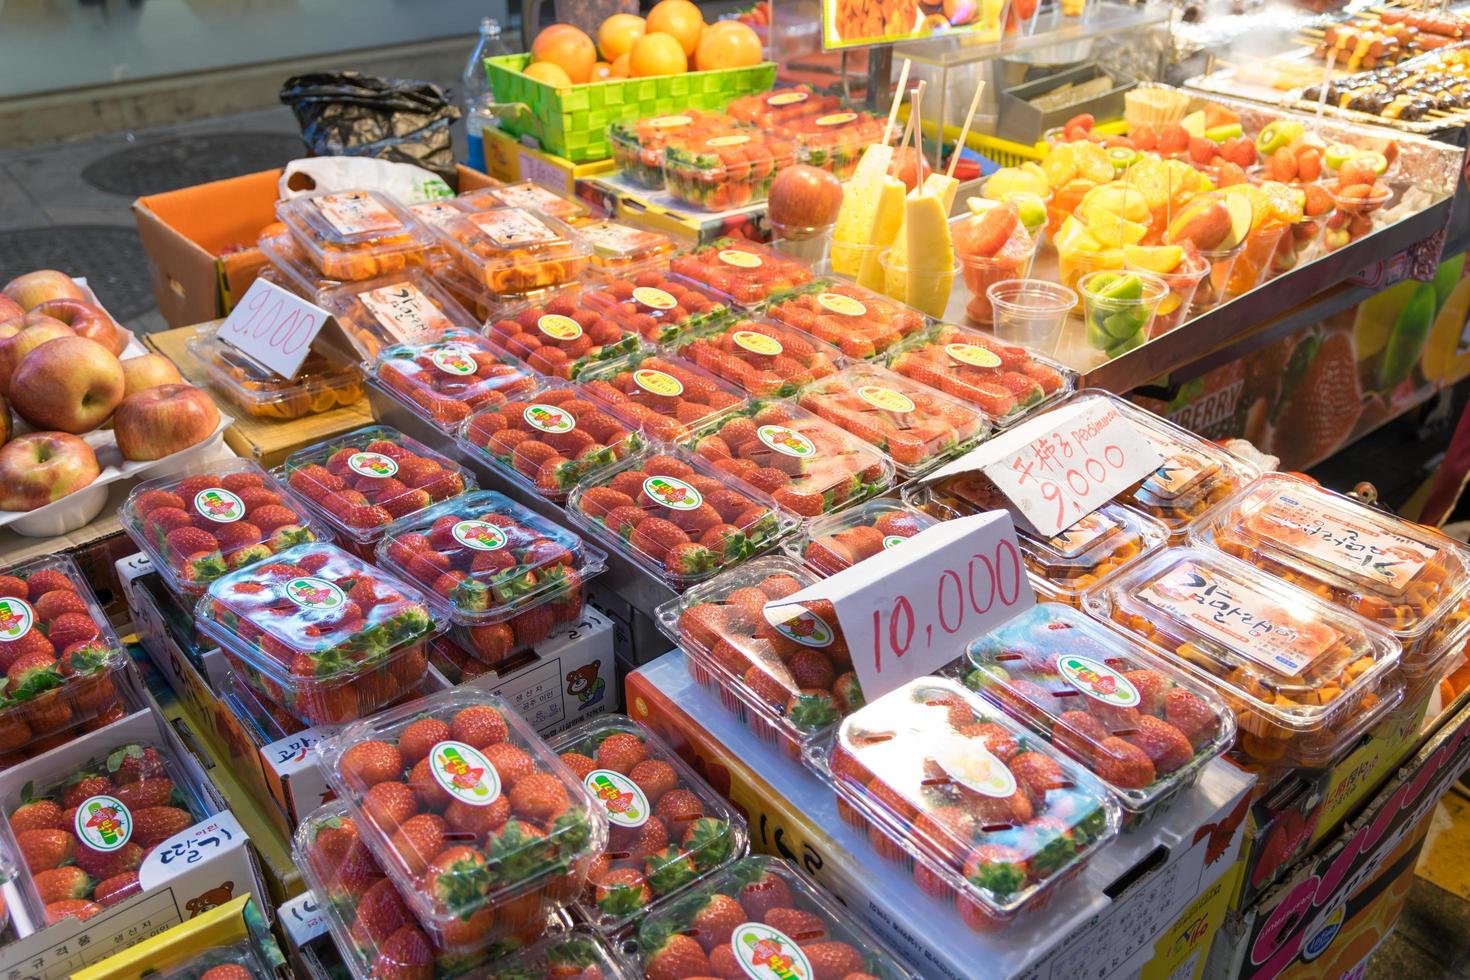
[{"x1": 217, "y1": 277, "x2": 333, "y2": 381}]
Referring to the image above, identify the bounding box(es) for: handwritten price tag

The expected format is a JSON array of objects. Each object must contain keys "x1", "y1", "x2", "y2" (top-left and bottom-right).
[
  {"x1": 770, "y1": 512, "x2": 1035, "y2": 703},
  {"x1": 217, "y1": 277, "x2": 333, "y2": 380}
]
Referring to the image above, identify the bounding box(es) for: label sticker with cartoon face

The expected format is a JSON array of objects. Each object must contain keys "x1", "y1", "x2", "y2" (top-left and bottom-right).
[
  {"x1": 585, "y1": 769, "x2": 650, "y2": 828},
  {"x1": 934, "y1": 733, "x2": 1018, "y2": 798},
  {"x1": 731, "y1": 923, "x2": 814, "y2": 980},
  {"x1": 523, "y1": 403, "x2": 576, "y2": 434},
  {"x1": 451, "y1": 520, "x2": 508, "y2": 551},
  {"x1": 75, "y1": 796, "x2": 132, "y2": 851},
  {"x1": 766, "y1": 91, "x2": 809, "y2": 107},
  {"x1": 815, "y1": 112, "x2": 858, "y2": 126},
  {"x1": 193, "y1": 488, "x2": 245, "y2": 524},
  {"x1": 761, "y1": 604, "x2": 834, "y2": 648},
  {"x1": 429, "y1": 741, "x2": 502, "y2": 806},
  {"x1": 649, "y1": 114, "x2": 693, "y2": 128},
  {"x1": 347, "y1": 452, "x2": 399, "y2": 479},
  {"x1": 706, "y1": 135, "x2": 752, "y2": 148},
  {"x1": 284, "y1": 577, "x2": 346, "y2": 611},
  {"x1": 817, "y1": 292, "x2": 866, "y2": 317},
  {"x1": 641, "y1": 476, "x2": 702, "y2": 511},
  {"x1": 0, "y1": 598, "x2": 34, "y2": 641}
]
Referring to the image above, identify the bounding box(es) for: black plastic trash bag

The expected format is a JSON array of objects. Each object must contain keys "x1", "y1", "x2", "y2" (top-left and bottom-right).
[{"x1": 280, "y1": 72, "x2": 462, "y2": 183}]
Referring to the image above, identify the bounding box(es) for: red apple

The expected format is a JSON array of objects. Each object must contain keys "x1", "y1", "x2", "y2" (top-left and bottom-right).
[
  {"x1": 0, "y1": 297, "x2": 21, "y2": 323},
  {"x1": 0, "y1": 322, "x2": 75, "y2": 397},
  {"x1": 10, "y1": 336, "x2": 125, "y2": 434},
  {"x1": 0, "y1": 432, "x2": 100, "y2": 512},
  {"x1": 120, "y1": 354, "x2": 183, "y2": 398},
  {"x1": 0, "y1": 393, "x2": 11, "y2": 447},
  {"x1": 31, "y1": 299, "x2": 122, "y2": 355},
  {"x1": 113, "y1": 384, "x2": 220, "y2": 461},
  {"x1": 892, "y1": 145, "x2": 932, "y2": 192},
  {"x1": 767, "y1": 164, "x2": 844, "y2": 238},
  {"x1": 1, "y1": 270, "x2": 87, "y2": 312}
]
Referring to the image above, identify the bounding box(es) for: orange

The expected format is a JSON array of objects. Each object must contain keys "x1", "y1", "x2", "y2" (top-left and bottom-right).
[
  {"x1": 628, "y1": 31, "x2": 688, "y2": 77},
  {"x1": 590, "y1": 61, "x2": 615, "y2": 81},
  {"x1": 646, "y1": 0, "x2": 704, "y2": 57},
  {"x1": 693, "y1": 21, "x2": 763, "y2": 71},
  {"x1": 611, "y1": 53, "x2": 631, "y2": 77},
  {"x1": 531, "y1": 24, "x2": 596, "y2": 84},
  {"x1": 598, "y1": 13, "x2": 646, "y2": 61},
  {"x1": 523, "y1": 61, "x2": 573, "y2": 87}
]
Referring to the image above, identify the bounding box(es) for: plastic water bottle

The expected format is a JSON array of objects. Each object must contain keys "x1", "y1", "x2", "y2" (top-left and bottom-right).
[{"x1": 463, "y1": 17, "x2": 509, "y2": 173}]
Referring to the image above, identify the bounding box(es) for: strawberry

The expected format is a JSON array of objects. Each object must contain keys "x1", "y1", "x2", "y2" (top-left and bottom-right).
[
  {"x1": 198, "y1": 968, "x2": 255, "y2": 980},
  {"x1": 133, "y1": 489, "x2": 185, "y2": 516},
  {"x1": 1125, "y1": 716, "x2": 1195, "y2": 775},
  {"x1": 340, "y1": 741, "x2": 404, "y2": 788},
  {"x1": 628, "y1": 518, "x2": 689, "y2": 564},
  {"x1": 18, "y1": 828, "x2": 76, "y2": 871},
  {"x1": 45, "y1": 899, "x2": 102, "y2": 925},
  {"x1": 786, "y1": 650, "x2": 835, "y2": 690},
  {"x1": 687, "y1": 893, "x2": 746, "y2": 951},
  {"x1": 46, "y1": 612, "x2": 100, "y2": 652},
  {"x1": 593, "y1": 732, "x2": 647, "y2": 774},
  {"x1": 0, "y1": 576, "x2": 26, "y2": 599},
  {"x1": 114, "y1": 778, "x2": 175, "y2": 810},
  {"x1": 508, "y1": 771, "x2": 571, "y2": 823},
  {"x1": 350, "y1": 876, "x2": 411, "y2": 948},
  {"x1": 644, "y1": 933, "x2": 710, "y2": 980},
  {"x1": 389, "y1": 813, "x2": 448, "y2": 876},
  {"x1": 511, "y1": 605, "x2": 557, "y2": 646},
  {"x1": 397, "y1": 718, "x2": 451, "y2": 764},
  {"x1": 364, "y1": 781, "x2": 418, "y2": 832},
  {"x1": 1009, "y1": 752, "x2": 1068, "y2": 809},
  {"x1": 677, "y1": 604, "x2": 726, "y2": 651},
  {"x1": 467, "y1": 623, "x2": 515, "y2": 664},
  {"x1": 62, "y1": 775, "x2": 114, "y2": 809},
  {"x1": 76, "y1": 841, "x2": 142, "y2": 880},
  {"x1": 9, "y1": 799, "x2": 63, "y2": 833},
  {"x1": 24, "y1": 570, "x2": 74, "y2": 596},
  {"x1": 482, "y1": 742, "x2": 536, "y2": 788},
  {"x1": 1123, "y1": 670, "x2": 1171, "y2": 716},
  {"x1": 34, "y1": 866, "x2": 90, "y2": 903},
  {"x1": 803, "y1": 941, "x2": 866, "y2": 978},
  {"x1": 134, "y1": 806, "x2": 193, "y2": 847},
  {"x1": 1093, "y1": 736, "x2": 1156, "y2": 789},
  {"x1": 373, "y1": 925, "x2": 434, "y2": 980},
  {"x1": 445, "y1": 795, "x2": 510, "y2": 836},
  {"x1": 738, "y1": 869, "x2": 795, "y2": 921},
  {"x1": 1165, "y1": 688, "x2": 1221, "y2": 749},
  {"x1": 558, "y1": 752, "x2": 596, "y2": 781},
  {"x1": 595, "y1": 866, "x2": 652, "y2": 916},
  {"x1": 32, "y1": 590, "x2": 88, "y2": 623},
  {"x1": 93, "y1": 871, "x2": 140, "y2": 906},
  {"x1": 611, "y1": 813, "x2": 669, "y2": 863},
  {"x1": 629, "y1": 759, "x2": 678, "y2": 802},
  {"x1": 652, "y1": 788, "x2": 704, "y2": 840}
]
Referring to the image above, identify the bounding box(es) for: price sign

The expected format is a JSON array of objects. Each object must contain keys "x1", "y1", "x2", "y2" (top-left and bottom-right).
[
  {"x1": 217, "y1": 277, "x2": 333, "y2": 380},
  {"x1": 769, "y1": 512, "x2": 1034, "y2": 703}
]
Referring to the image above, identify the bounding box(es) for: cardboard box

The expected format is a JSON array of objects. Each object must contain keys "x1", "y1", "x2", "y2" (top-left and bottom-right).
[
  {"x1": 483, "y1": 125, "x2": 618, "y2": 193},
  {"x1": 71, "y1": 894, "x2": 284, "y2": 980},
  {"x1": 625, "y1": 652, "x2": 1254, "y2": 980}
]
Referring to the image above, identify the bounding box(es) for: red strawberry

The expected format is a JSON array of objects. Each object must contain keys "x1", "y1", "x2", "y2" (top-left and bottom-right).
[
  {"x1": 114, "y1": 778, "x2": 175, "y2": 810},
  {"x1": 1165, "y1": 688, "x2": 1221, "y2": 749},
  {"x1": 134, "y1": 806, "x2": 193, "y2": 847},
  {"x1": 763, "y1": 906, "x2": 828, "y2": 942},
  {"x1": 62, "y1": 776, "x2": 114, "y2": 809},
  {"x1": 1125, "y1": 716, "x2": 1195, "y2": 775},
  {"x1": 0, "y1": 576, "x2": 26, "y2": 599},
  {"x1": 511, "y1": 605, "x2": 556, "y2": 646},
  {"x1": 0, "y1": 630, "x2": 53, "y2": 671},
  {"x1": 18, "y1": 828, "x2": 76, "y2": 871},
  {"x1": 407, "y1": 758, "x2": 451, "y2": 812},
  {"x1": 803, "y1": 941, "x2": 866, "y2": 978},
  {"x1": 133, "y1": 489, "x2": 186, "y2": 516},
  {"x1": 1123, "y1": 670, "x2": 1171, "y2": 716},
  {"x1": 1093, "y1": 736, "x2": 1156, "y2": 789},
  {"x1": 1053, "y1": 710, "x2": 1109, "y2": 761},
  {"x1": 1008, "y1": 752, "x2": 1068, "y2": 808},
  {"x1": 340, "y1": 741, "x2": 404, "y2": 788},
  {"x1": 738, "y1": 869, "x2": 795, "y2": 921},
  {"x1": 445, "y1": 796, "x2": 510, "y2": 836},
  {"x1": 45, "y1": 899, "x2": 102, "y2": 924},
  {"x1": 396, "y1": 718, "x2": 450, "y2": 765},
  {"x1": 388, "y1": 814, "x2": 447, "y2": 876},
  {"x1": 449, "y1": 705, "x2": 509, "y2": 747},
  {"x1": 508, "y1": 771, "x2": 570, "y2": 823},
  {"x1": 644, "y1": 934, "x2": 710, "y2": 980},
  {"x1": 9, "y1": 799, "x2": 63, "y2": 833},
  {"x1": 45, "y1": 612, "x2": 100, "y2": 652},
  {"x1": 628, "y1": 518, "x2": 688, "y2": 564},
  {"x1": 372, "y1": 925, "x2": 434, "y2": 980},
  {"x1": 687, "y1": 893, "x2": 746, "y2": 952},
  {"x1": 24, "y1": 570, "x2": 75, "y2": 596},
  {"x1": 32, "y1": 590, "x2": 88, "y2": 623},
  {"x1": 350, "y1": 877, "x2": 411, "y2": 948},
  {"x1": 76, "y1": 841, "x2": 143, "y2": 880},
  {"x1": 364, "y1": 782, "x2": 417, "y2": 832},
  {"x1": 629, "y1": 759, "x2": 678, "y2": 801},
  {"x1": 652, "y1": 788, "x2": 704, "y2": 840},
  {"x1": 558, "y1": 752, "x2": 596, "y2": 781},
  {"x1": 482, "y1": 742, "x2": 536, "y2": 787},
  {"x1": 93, "y1": 871, "x2": 141, "y2": 906}
]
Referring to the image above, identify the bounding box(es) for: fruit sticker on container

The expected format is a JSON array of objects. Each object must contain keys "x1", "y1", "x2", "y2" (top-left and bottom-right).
[
  {"x1": 578, "y1": 352, "x2": 748, "y2": 442},
  {"x1": 428, "y1": 207, "x2": 591, "y2": 298},
  {"x1": 484, "y1": 290, "x2": 643, "y2": 380},
  {"x1": 317, "y1": 270, "x2": 482, "y2": 362},
  {"x1": 669, "y1": 238, "x2": 815, "y2": 308},
  {"x1": 579, "y1": 220, "x2": 678, "y2": 277},
  {"x1": 783, "y1": 499, "x2": 939, "y2": 577},
  {"x1": 662, "y1": 131, "x2": 795, "y2": 211},
  {"x1": 607, "y1": 109, "x2": 747, "y2": 189},
  {"x1": 671, "y1": 317, "x2": 843, "y2": 398},
  {"x1": 465, "y1": 180, "x2": 597, "y2": 226},
  {"x1": 581, "y1": 272, "x2": 732, "y2": 347},
  {"x1": 765, "y1": 277, "x2": 928, "y2": 360},
  {"x1": 276, "y1": 188, "x2": 434, "y2": 282},
  {"x1": 373, "y1": 331, "x2": 537, "y2": 431},
  {"x1": 886, "y1": 323, "x2": 1074, "y2": 425}
]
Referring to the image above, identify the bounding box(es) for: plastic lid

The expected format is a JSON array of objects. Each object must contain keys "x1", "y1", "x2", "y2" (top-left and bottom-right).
[
  {"x1": 576, "y1": 351, "x2": 747, "y2": 442},
  {"x1": 483, "y1": 288, "x2": 644, "y2": 380},
  {"x1": 316, "y1": 689, "x2": 606, "y2": 953},
  {"x1": 276, "y1": 189, "x2": 434, "y2": 281},
  {"x1": 186, "y1": 322, "x2": 363, "y2": 418},
  {"x1": 376, "y1": 490, "x2": 605, "y2": 628},
  {"x1": 464, "y1": 181, "x2": 596, "y2": 225},
  {"x1": 474, "y1": 930, "x2": 637, "y2": 980},
  {"x1": 782, "y1": 498, "x2": 939, "y2": 576},
  {"x1": 669, "y1": 238, "x2": 816, "y2": 308},
  {"x1": 823, "y1": 677, "x2": 1118, "y2": 926},
  {"x1": 459, "y1": 381, "x2": 646, "y2": 501},
  {"x1": 568, "y1": 447, "x2": 792, "y2": 587},
  {"x1": 608, "y1": 109, "x2": 746, "y2": 153},
  {"x1": 374, "y1": 331, "x2": 538, "y2": 432},
  {"x1": 963, "y1": 603, "x2": 1236, "y2": 816},
  {"x1": 885, "y1": 322, "x2": 1075, "y2": 425},
  {"x1": 580, "y1": 270, "x2": 730, "y2": 347},
  {"x1": 549, "y1": 715, "x2": 749, "y2": 935},
  {"x1": 120, "y1": 459, "x2": 330, "y2": 595},
  {"x1": 795, "y1": 362, "x2": 990, "y2": 477},
  {"x1": 725, "y1": 86, "x2": 843, "y2": 126},
  {"x1": 410, "y1": 198, "x2": 472, "y2": 229},
  {"x1": 578, "y1": 220, "x2": 678, "y2": 275},
  {"x1": 317, "y1": 269, "x2": 483, "y2": 363},
  {"x1": 764, "y1": 277, "x2": 929, "y2": 359},
  {"x1": 429, "y1": 207, "x2": 591, "y2": 297},
  {"x1": 282, "y1": 424, "x2": 474, "y2": 544},
  {"x1": 671, "y1": 316, "x2": 844, "y2": 397},
  {"x1": 677, "y1": 399, "x2": 894, "y2": 522},
  {"x1": 1082, "y1": 546, "x2": 1401, "y2": 734},
  {"x1": 661, "y1": 131, "x2": 797, "y2": 210},
  {"x1": 257, "y1": 223, "x2": 340, "y2": 298},
  {"x1": 777, "y1": 109, "x2": 886, "y2": 175}
]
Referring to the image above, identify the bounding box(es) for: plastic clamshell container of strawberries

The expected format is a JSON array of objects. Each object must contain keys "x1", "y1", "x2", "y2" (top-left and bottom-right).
[
  {"x1": 461, "y1": 181, "x2": 598, "y2": 227},
  {"x1": 822, "y1": 677, "x2": 1119, "y2": 930},
  {"x1": 963, "y1": 603, "x2": 1236, "y2": 824},
  {"x1": 548, "y1": 714, "x2": 749, "y2": 936},
  {"x1": 282, "y1": 424, "x2": 474, "y2": 550},
  {"x1": 429, "y1": 206, "x2": 591, "y2": 298},
  {"x1": 0, "y1": 556, "x2": 128, "y2": 763},
  {"x1": 796, "y1": 362, "x2": 990, "y2": 478},
  {"x1": 763, "y1": 276, "x2": 929, "y2": 360},
  {"x1": 576, "y1": 351, "x2": 748, "y2": 443},
  {"x1": 636, "y1": 854, "x2": 914, "y2": 979},
  {"x1": 483, "y1": 288, "x2": 645, "y2": 381},
  {"x1": 195, "y1": 543, "x2": 440, "y2": 726},
  {"x1": 257, "y1": 222, "x2": 341, "y2": 299},
  {"x1": 120, "y1": 459, "x2": 331, "y2": 596},
  {"x1": 149, "y1": 942, "x2": 275, "y2": 980},
  {"x1": 471, "y1": 928, "x2": 637, "y2": 980},
  {"x1": 567, "y1": 447, "x2": 794, "y2": 588},
  {"x1": 276, "y1": 189, "x2": 435, "y2": 282},
  {"x1": 185, "y1": 322, "x2": 363, "y2": 421},
  {"x1": 885, "y1": 323, "x2": 1075, "y2": 426},
  {"x1": 775, "y1": 109, "x2": 887, "y2": 180},
  {"x1": 4, "y1": 736, "x2": 215, "y2": 927},
  {"x1": 578, "y1": 220, "x2": 678, "y2": 278},
  {"x1": 679, "y1": 399, "x2": 894, "y2": 522},
  {"x1": 655, "y1": 556, "x2": 861, "y2": 758},
  {"x1": 316, "y1": 269, "x2": 485, "y2": 364},
  {"x1": 608, "y1": 110, "x2": 748, "y2": 189},
  {"x1": 1192, "y1": 473, "x2": 1470, "y2": 680},
  {"x1": 725, "y1": 85, "x2": 844, "y2": 126},
  {"x1": 670, "y1": 316, "x2": 845, "y2": 398},
  {"x1": 1082, "y1": 546, "x2": 1402, "y2": 769},
  {"x1": 580, "y1": 271, "x2": 731, "y2": 348},
  {"x1": 373, "y1": 331, "x2": 538, "y2": 433},
  {"x1": 661, "y1": 130, "x2": 794, "y2": 211},
  {"x1": 316, "y1": 688, "x2": 607, "y2": 954},
  {"x1": 668, "y1": 237, "x2": 815, "y2": 309},
  {"x1": 458, "y1": 381, "x2": 647, "y2": 503},
  {"x1": 781, "y1": 498, "x2": 939, "y2": 577}
]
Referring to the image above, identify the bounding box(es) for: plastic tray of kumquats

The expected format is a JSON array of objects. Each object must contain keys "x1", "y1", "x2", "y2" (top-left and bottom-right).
[
  {"x1": 815, "y1": 676, "x2": 1119, "y2": 931},
  {"x1": 1083, "y1": 546, "x2": 1403, "y2": 771},
  {"x1": 677, "y1": 400, "x2": 893, "y2": 522},
  {"x1": 963, "y1": 603, "x2": 1236, "y2": 827},
  {"x1": 186, "y1": 322, "x2": 363, "y2": 422},
  {"x1": 577, "y1": 352, "x2": 747, "y2": 443},
  {"x1": 763, "y1": 277, "x2": 929, "y2": 360},
  {"x1": 884, "y1": 323, "x2": 1075, "y2": 427},
  {"x1": 578, "y1": 221, "x2": 678, "y2": 279},
  {"x1": 668, "y1": 238, "x2": 816, "y2": 309},
  {"x1": 795, "y1": 362, "x2": 990, "y2": 478},
  {"x1": 1192, "y1": 473, "x2": 1470, "y2": 681},
  {"x1": 429, "y1": 206, "x2": 592, "y2": 300},
  {"x1": 372, "y1": 331, "x2": 538, "y2": 433},
  {"x1": 276, "y1": 189, "x2": 435, "y2": 282},
  {"x1": 483, "y1": 289, "x2": 644, "y2": 380},
  {"x1": 548, "y1": 714, "x2": 749, "y2": 936},
  {"x1": 458, "y1": 382, "x2": 646, "y2": 503},
  {"x1": 460, "y1": 181, "x2": 598, "y2": 227},
  {"x1": 781, "y1": 499, "x2": 939, "y2": 577},
  {"x1": 579, "y1": 272, "x2": 732, "y2": 347},
  {"x1": 568, "y1": 448, "x2": 794, "y2": 588},
  {"x1": 608, "y1": 109, "x2": 748, "y2": 190},
  {"x1": 726, "y1": 86, "x2": 844, "y2": 126},
  {"x1": 473, "y1": 929, "x2": 637, "y2": 980},
  {"x1": 316, "y1": 269, "x2": 484, "y2": 363},
  {"x1": 669, "y1": 317, "x2": 844, "y2": 398},
  {"x1": 661, "y1": 130, "x2": 794, "y2": 211},
  {"x1": 257, "y1": 222, "x2": 341, "y2": 299},
  {"x1": 316, "y1": 688, "x2": 607, "y2": 955}
]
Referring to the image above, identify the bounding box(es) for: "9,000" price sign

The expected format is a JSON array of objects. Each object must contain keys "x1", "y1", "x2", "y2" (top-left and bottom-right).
[{"x1": 217, "y1": 277, "x2": 332, "y2": 380}]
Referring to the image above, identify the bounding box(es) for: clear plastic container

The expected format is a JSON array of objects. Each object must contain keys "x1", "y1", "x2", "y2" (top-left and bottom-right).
[
  {"x1": 954, "y1": 205, "x2": 1043, "y2": 325},
  {"x1": 196, "y1": 542, "x2": 439, "y2": 725},
  {"x1": 781, "y1": 498, "x2": 939, "y2": 576},
  {"x1": 281, "y1": 424, "x2": 473, "y2": 556},
  {"x1": 150, "y1": 941, "x2": 275, "y2": 980},
  {"x1": 607, "y1": 109, "x2": 746, "y2": 189},
  {"x1": 257, "y1": 222, "x2": 341, "y2": 299},
  {"x1": 120, "y1": 459, "x2": 330, "y2": 595},
  {"x1": 817, "y1": 677, "x2": 1119, "y2": 931},
  {"x1": 1083, "y1": 546, "x2": 1402, "y2": 769},
  {"x1": 462, "y1": 181, "x2": 597, "y2": 227},
  {"x1": 775, "y1": 109, "x2": 886, "y2": 180},
  {"x1": 472, "y1": 929, "x2": 637, "y2": 979},
  {"x1": 483, "y1": 288, "x2": 645, "y2": 380},
  {"x1": 376, "y1": 490, "x2": 605, "y2": 666},
  {"x1": 276, "y1": 189, "x2": 434, "y2": 282},
  {"x1": 316, "y1": 689, "x2": 606, "y2": 954},
  {"x1": 1192, "y1": 473, "x2": 1470, "y2": 679},
  {"x1": 568, "y1": 447, "x2": 793, "y2": 588},
  {"x1": 186, "y1": 322, "x2": 364, "y2": 421},
  {"x1": 576, "y1": 351, "x2": 748, "y2": 443},
  {"x1": 763, "y1": 276, "x2": 929, "y2": 360},
  {"x1": 662, "y1": 131, "x2": 795, "y2": 211},
  {"x1": 668, "y1": 237, "x2": 816, "y2": 308},
  {"x1": 963, "y1": 603, "x2": 1236, "y2": 826},
  {"x1": 579, "y1": 220, "x2": 678, "y2": 278},
  {"x1": 458, "y1": 382, "x2": 646, "y2": 502},
  {"x1": 429, "y1": 207, "x2": 591, "y2": 299},
  {"x1": 676, "y1": 399, "x2": 894, "y2": 522},
  {"x1": 579, "y1": 271, "x2": 731, "y2": 347},
  {"x1": 373, "y1": 331, "x2": 538, "y2": 432},
  {"x1": 669, "y1": 316, "x2": 844, "y2": 398},
  {"x1": 548, "y1": 715, "x2": 748, "y2": 936},
  {"x1": 316, "y1": 270, "x2": 483, "y2": 363},
  {"x1": 795, "y1": 362, "x2": 990, "y2": 477},
  {"x1": 885, "y1": 322, "x2": 1076, "y2": 427},
  {"x1": 726, "y1": 86, "x2": 843, "y2": 127}
]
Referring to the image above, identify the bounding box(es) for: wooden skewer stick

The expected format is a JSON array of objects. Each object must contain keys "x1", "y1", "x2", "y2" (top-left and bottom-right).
[
  {"x1": 1315, "y1": 45, "x2": 1339, "y2": 136},
  {"x1": 882, "y1": 59, "x2": 913, "y2": 146},
  {"x1": 912, "y1": 81, "x2": 929, "y2": 173},
  {"x1": 947, "y1": 82, "x2": 986, "y2": 179},
  {"x1": 889, "y1": 82, "x2": 923, "y2": 177}
]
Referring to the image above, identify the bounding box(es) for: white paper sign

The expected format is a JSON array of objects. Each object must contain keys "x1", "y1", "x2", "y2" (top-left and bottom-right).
[
  {"x1": 138, "y1": 810, "x2": 247, "y2": 890},
  {"x1": 217, "y1": 277, "x2": 332, "y2": 380},
  {"x1": 768, "y1": 512, "x2": 1035, "y2": 704}
]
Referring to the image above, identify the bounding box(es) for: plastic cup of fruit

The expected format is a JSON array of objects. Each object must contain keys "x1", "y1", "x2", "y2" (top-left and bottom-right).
[
  {"x1": 959, "y1": 239, "x2": 1042, "y2": 325},
  {"x1": 1123, "y1": 252, "x2": 1208, "y2": 339},
  {"x1": 876, "y1": 250, "x2": 961, "y2": 319},
  {"x1": 1056, "y1": 246, "x2": 1124, "y2": 313},
  {"x1": 768, "y1": 219, "x2": 834, "y2": 272},
  {"x1": 986, "y1": 279, "x2": 1076, "y2": 355},
  {"x1": 1319, "y1": 183, "x2": 1393, "y2": 254},
  {"x1": 829, "y1": 240, "x2": 883, "y2": 282},
  {"x1": 1079, "y1": 270, "x2": 1168, "y2": 359},
  {"x1": 1188, "y1": 240, "x2": 1246, "y2": 311},
  {"x1": 1225, "y1": 221, "x2": 1289, "y2": 297}
]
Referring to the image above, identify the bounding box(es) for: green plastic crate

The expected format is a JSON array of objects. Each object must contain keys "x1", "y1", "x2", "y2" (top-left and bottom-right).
[{"x1": 486, "y1": 53, "x2": 777, "y2": 163}]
